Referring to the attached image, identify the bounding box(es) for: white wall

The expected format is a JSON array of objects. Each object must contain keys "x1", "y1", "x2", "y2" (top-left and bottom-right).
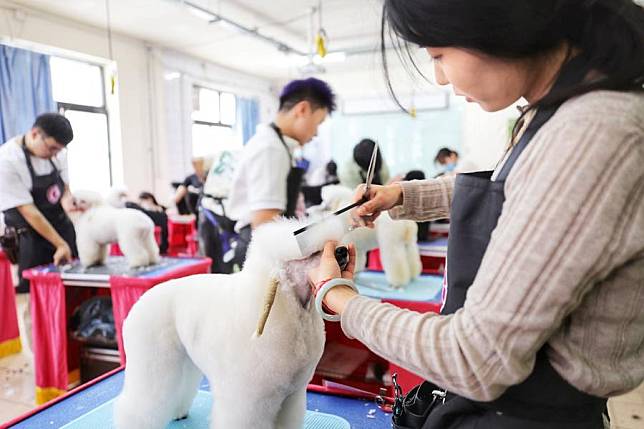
[
  {"x1": 153, "y1": 47, "x2": 277, "y2": 202},
  {"x1": 0, "y1": 1, "x2": 152, "y2": 195},
  {"x1": 0, "y1": 1, "x2": 276, "y2": 205}
]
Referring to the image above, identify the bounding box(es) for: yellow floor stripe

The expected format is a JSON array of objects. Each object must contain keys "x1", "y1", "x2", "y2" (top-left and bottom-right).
[
  {"x1": 35, "y1": 386, "x2": 66, "y2": 405},
  {"x1": 0, "y1": 337, "x2": 22, "y2": 358}
]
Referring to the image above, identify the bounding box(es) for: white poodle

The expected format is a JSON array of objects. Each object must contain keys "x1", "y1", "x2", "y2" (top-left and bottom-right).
[
  {"x1": 309, "y1": 185, "x2": 422, "y2": 288},
  {"x1": 114, "y1": 217, "x2": 349, "y2": 429},
  {"x1": 70, "y1": 190, "x2": 160, "y2": 268}
]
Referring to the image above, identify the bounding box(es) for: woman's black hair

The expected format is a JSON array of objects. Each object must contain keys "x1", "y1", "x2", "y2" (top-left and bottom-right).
[
  {"x1": 139, "y1": 191, "x2": 162, "y2": 208},
  {"x1": 381, "y1": 0, "x2": 644, "y2": 115},
  {"x1": 434, "y1": 148, "x2": 458, "y2": 165},
  {"x1": 353, "y1": 138, "x2": 384, "y2": 185}
]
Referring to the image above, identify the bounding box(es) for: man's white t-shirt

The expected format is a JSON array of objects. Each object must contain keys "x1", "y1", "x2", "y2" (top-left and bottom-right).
[
  {"x1": 227, "y1": 124, "x2": 298, "y2": 231},
  {"x1": 0, "y1": 136, "x2": 69, "y2": 212}
]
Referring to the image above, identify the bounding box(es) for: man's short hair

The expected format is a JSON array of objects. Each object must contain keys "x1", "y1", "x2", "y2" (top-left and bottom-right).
[
  {"x1": 33, "y1": 113, "x2": 74, "y2": 146},
  {"x1": 278, "y1": 78, "x2": 336, "y2": 113}
]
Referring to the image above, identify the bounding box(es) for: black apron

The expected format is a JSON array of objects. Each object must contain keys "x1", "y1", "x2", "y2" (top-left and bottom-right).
[
  {"x1": 3, "y1": 138, "x2": 77, "y2": 293},
  {"x1": 233, "y1": 124, "x2": 305, "y2": 268},
  {"x1": 392, "y1": 55, "x2": 607, "y2": 428},
  {"x1": 269, "y1": 123, "x2": 305, "y2": 218}
]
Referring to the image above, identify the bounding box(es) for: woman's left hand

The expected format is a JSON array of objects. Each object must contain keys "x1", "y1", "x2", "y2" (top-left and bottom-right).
[{"x1": 308, "y1": 241, "x2": 359, "y2": 316}]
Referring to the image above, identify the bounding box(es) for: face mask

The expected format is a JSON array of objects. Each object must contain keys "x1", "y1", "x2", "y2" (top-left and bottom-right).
[{"x1": 444, "y1": 162, "x2": 457, "y2": 172}]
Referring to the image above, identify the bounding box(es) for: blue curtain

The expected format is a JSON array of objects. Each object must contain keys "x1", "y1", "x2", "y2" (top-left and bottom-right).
[
  {"x1": 0, "y1": 45, "x2": 57, "y2": 144},
  {"x1": 236, "y1": 97, "x2": 259, "y2": 145}
]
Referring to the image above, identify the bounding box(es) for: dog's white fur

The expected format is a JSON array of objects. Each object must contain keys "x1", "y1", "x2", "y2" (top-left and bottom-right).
[
  {"x1": 70, "y1": 190, "x2": 160, "y2": 268},
  {"x1": 114, "y1": 217, "x2": 348, "y2": 429},
  {"x1": 310, "y1": 185, "x2": 422, "y2": 288}
]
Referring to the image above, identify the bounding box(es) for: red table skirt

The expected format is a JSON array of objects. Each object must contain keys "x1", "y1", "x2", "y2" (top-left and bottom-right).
[
  {"x1": 23, "y1": 257, "x2": 210, "y2": 404},
  {"x1": 0, "y1": 250, "x2": 21, "y2": 358}
]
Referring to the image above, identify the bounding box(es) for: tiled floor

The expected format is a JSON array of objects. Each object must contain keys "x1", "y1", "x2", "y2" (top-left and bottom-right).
[{"x1": 0, "y1": 291, "x2": 643, "y2": 427}]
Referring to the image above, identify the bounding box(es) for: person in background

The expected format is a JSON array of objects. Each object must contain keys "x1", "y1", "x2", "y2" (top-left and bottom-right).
[
  {"x1": 339, "y1": 138, "x2": 390, "y2": 189},
  {"x1": 434, "y1": 147, "x2": 459, "y2": 175},
  {"x1": 124, "y1": 191, "x2": 168, "y2": 254},
  {"x1": 0, "y1": 113, "x2": 77, "y2": 292},
  {"x1": 227, "y1": 77, "x2": 336, "y2": 267},
  {"x1": 434, "y1": 147, "x2": 479, "y2": 176},
  {"x1": 138, "y1": 191, "x2": 166, "y2": 212},
  {"x1": 174, "y1": 157, "x2": 208, "y2": 217}
]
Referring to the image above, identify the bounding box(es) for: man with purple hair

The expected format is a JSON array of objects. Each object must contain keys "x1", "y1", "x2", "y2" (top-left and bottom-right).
[{"x1": 225, "y1": 77, "x2": 336, "y2": 268}]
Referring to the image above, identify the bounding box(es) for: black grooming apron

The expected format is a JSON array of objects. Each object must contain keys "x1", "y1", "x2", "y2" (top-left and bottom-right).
[
  {"x1": 392, "y1": 55, "x2": 607, "y2": 429},
  {"x1": 269, "y1": 123, "x2": 305, "y2": 218},
  {"x1": 3, "y1": 139, "x2": 77, "y2": 293}
]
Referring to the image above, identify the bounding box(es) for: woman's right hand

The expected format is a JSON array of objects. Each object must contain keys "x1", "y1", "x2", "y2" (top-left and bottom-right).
[{"x1": 351, "y1": 183, "x2": 404, "y2": 228}]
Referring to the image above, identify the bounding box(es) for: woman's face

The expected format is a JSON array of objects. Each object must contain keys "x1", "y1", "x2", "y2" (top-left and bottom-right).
[{"x1": 426, "y1": 47, "x2": 532, "y2": 112}]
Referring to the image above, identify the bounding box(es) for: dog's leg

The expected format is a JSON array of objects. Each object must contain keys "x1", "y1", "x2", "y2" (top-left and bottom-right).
[
  {"x1": 406, "y1": 242, "x2": 423, "y2": 279},
  {"x1": 171, "y1": 358, "x2": 202, "y2": 420},
  {"x1": 380, "y1": 243, "x2": 411, "y2": 288},
  {"x1": 275, "y1": 388, "x2": 307, "y2": 429},
  {"x1": 99, "y1": 244, "x2": 109, "y2": 265},
  {"x1": 210, "y1": 388, "x2": 284, "y2": 429},
  {"x1": 144, "y1": 229, "x2": 160, "y2": 264},
  {"x1": 118, "y1": 232, "x2": 152, "y2": 268},
  {"x1": 114, "y1": 298, "x2": 189, "y2": 429},
  {"x1": 77, "y1": 237, "x2": 103, "y2": 267}
]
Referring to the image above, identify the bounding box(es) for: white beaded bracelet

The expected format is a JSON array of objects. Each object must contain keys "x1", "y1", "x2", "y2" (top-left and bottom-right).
[{"x1": 314, "y1": 278, "x2": 359, "y2": 322}]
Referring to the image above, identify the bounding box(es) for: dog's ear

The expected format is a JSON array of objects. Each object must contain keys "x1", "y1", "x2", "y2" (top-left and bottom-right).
[{"x1": 280, "y1": 253, "x2": 322, "y2": 307}]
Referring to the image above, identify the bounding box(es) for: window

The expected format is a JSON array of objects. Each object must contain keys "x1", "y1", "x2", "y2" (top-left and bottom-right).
[
  {"x1": 191, "y1": 86, "x2": 238, "y2": 157},
  {"x1": 50, "y1": 56, "x2": 111, "y2": 194}
]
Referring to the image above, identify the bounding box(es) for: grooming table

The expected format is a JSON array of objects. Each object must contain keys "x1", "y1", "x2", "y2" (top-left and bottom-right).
[
  {"x1": 22, "y1": 256, "x2": 211, "y2": 404},
  {"x1": 0, "y1": 249, "x2": 21, "y2": 358},
  {"x1": 2, "y1": 368, "x2": 391, "y2": 429},
  {"x1": 367, "y1": 237, "x2": 448, "y2": 275},
  {"x1": 317, "y1": 271, "x2": 443, "y2": 395}
]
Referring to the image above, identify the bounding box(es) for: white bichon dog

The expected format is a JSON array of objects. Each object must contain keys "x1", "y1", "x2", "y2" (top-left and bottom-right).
[
  {"x1": 114, "y1": 217, "x2": 349, "y2": 429},
  {"x1": 309, "y1": 185, "x2": 422, "y2": 288},
  {"x1": 70, "y1": 190, "x2": 160, "y2": 268}
]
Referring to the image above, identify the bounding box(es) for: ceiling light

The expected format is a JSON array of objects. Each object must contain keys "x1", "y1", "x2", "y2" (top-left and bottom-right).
[{"x1": 312, "y1": 52, "x2": 346, "y2": 65}]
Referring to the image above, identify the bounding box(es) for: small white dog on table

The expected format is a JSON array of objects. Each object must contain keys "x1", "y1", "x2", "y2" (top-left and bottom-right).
[
  {"x1": 69, "y1": 190, "x2": 160, "y2": 269},
  {"x1": 114, "y1": 216, "x2": 357, "y2": 429}
]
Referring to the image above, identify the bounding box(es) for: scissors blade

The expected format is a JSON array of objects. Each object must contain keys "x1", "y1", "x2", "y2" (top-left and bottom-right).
[{"x1": 364, "y1": 143, "x2": 379, "y2": 195}]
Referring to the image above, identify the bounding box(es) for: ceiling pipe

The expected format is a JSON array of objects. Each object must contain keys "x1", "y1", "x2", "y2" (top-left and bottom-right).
[{"x1": 181, "y1": 0, "x2": 308, "y2": 56}]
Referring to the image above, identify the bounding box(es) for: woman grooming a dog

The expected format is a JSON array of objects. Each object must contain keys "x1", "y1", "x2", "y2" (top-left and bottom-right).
[{"x1": 309, "y1": 1, "x2": 644, "y2": 428}]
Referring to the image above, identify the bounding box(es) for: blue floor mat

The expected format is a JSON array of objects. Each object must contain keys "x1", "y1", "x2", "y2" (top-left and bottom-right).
[
  {"x1": 355, "y1": 271, "x2": 442, "y2": 302},
  {"x1": 60, "y1": 390, "x2": 351, "y2": 429}
]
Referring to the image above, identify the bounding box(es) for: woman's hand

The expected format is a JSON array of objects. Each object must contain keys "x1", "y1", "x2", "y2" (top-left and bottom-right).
[
  {"x1": 351, "y1": 183, "x2": 404, "y2": 228},
  {"x1": 308, "y1": 241, "x2": 359, "y2": 316},
  {"x1": 308, "y1": 241, "x2": 356, "y2": 285}
]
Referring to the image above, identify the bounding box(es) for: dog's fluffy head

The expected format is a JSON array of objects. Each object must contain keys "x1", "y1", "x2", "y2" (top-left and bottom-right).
[
  {"x1": 72, "y1": 190, "x2": 105, "y2": 212},
  {"x1": 246, "y1": 216, "x2": 349, "y2": 265}
]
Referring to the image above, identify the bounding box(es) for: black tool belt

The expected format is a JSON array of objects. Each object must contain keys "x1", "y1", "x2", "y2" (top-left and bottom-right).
[
  {"x1": 0, "y1": 226, "x2": 26, "y2": 264},
  {"x1": 392, "y1": 377, "x2": 448, "y2": 429}
]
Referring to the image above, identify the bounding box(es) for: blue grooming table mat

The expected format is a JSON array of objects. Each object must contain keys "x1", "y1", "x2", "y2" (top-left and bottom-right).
[
  {"x1": 418, "y1": 238, "x2": 448, "y2": 256},
  {"x1": 29, "y1": 256, "x2": 207, "y2": 282},
  {"x1": 7, "y1": 371, "x2": 391, "y2": 429},
  {"x1": 59, "y1": 391, "x2": 350, "y2": 429},
  {"x1": 355, "y1": 271, "x2": 443, "y2": 302}
]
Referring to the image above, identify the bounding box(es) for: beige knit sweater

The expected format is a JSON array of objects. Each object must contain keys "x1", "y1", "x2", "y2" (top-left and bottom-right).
[{"x1": 340, "y1": 90, "x2": 644, "y2": 401}]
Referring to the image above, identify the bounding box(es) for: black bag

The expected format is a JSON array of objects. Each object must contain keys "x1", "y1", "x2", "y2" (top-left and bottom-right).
[
  {"x1": 392, "y1": 380, "x2": 449, "y2": 429},
  {"x1": 69, "y1": 296, "x2": 117, "y2": 348},
  {"x1": 0, "y1": 227, "x2": 24, "y2": 264}
]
